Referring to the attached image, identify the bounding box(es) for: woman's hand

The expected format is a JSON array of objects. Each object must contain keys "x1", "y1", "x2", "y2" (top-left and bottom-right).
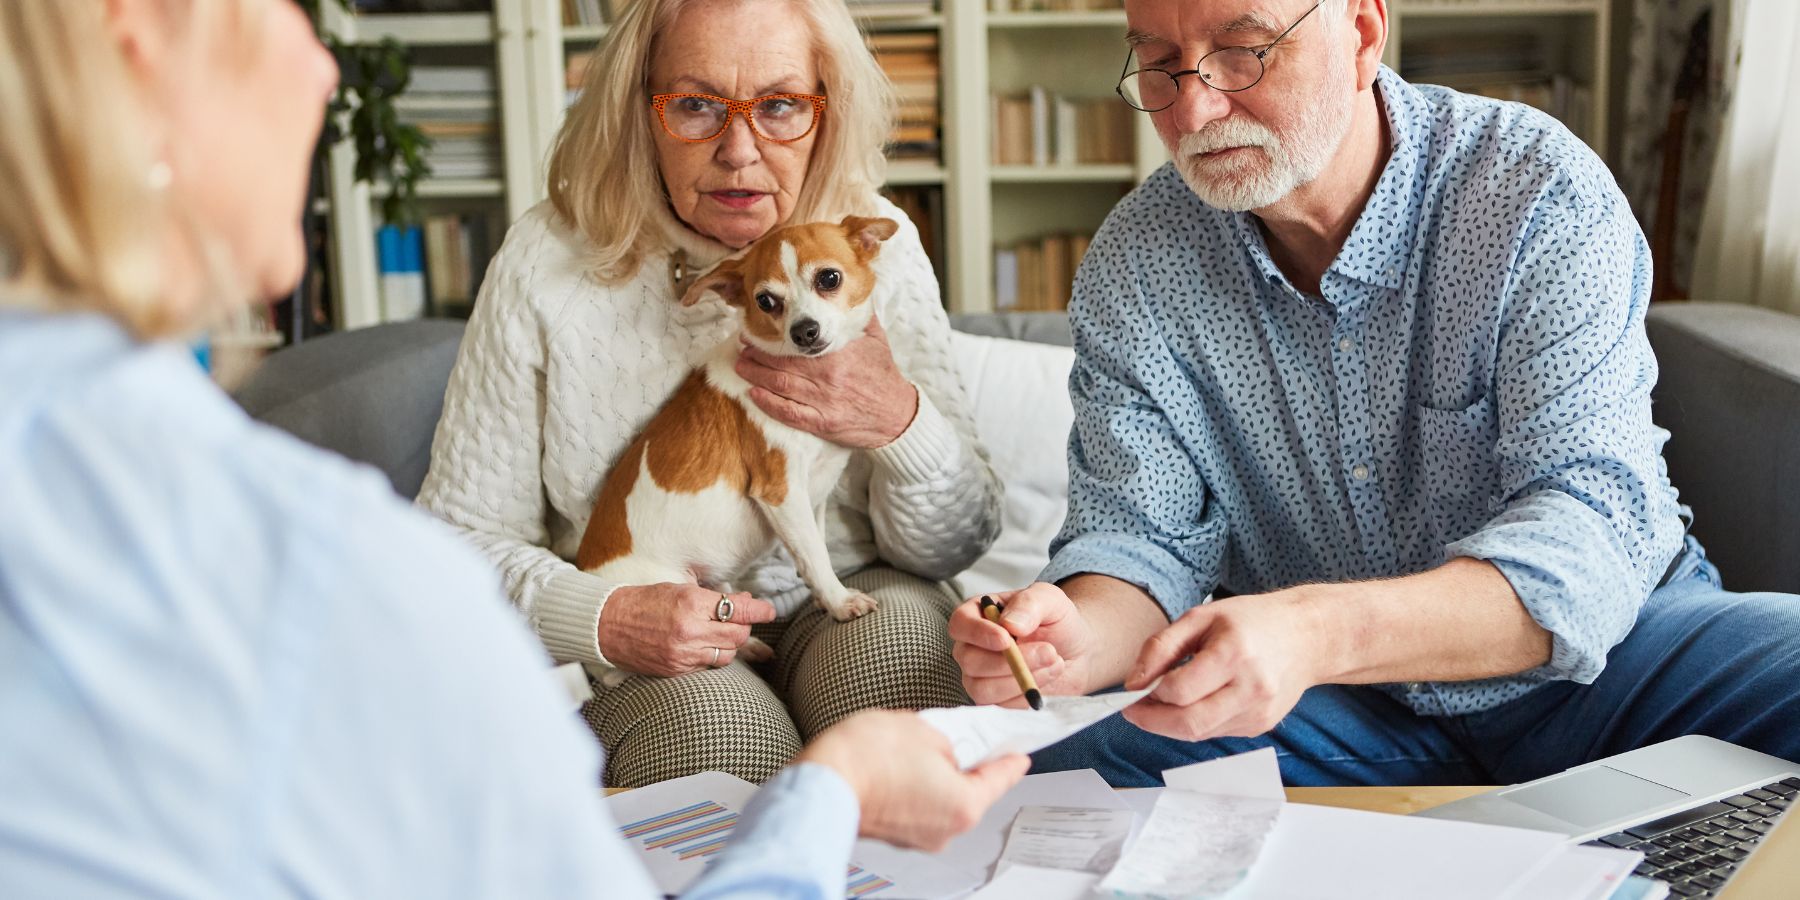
[
  {"x1": 597, "y1": 584, "x2": 776, "y2": 676},
  {"x1": 795, "y1": 710, "x2": 1029, "y2": 852},
  {"x1": 734, "y1": 316, "x2": 918, "y2": 450}
]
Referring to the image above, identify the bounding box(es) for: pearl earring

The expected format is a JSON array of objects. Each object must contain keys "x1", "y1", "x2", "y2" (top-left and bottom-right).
[{"x1": 147, "y1": 160, "x2": 173, "y2": 191}]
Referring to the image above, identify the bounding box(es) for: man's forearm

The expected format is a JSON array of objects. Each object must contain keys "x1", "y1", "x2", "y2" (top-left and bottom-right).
[
  {"x1": 1307, "y1": 557, "x2": 1553, "y2": 685},
  {"x1": 1058, "y1": 573, "x2": 1172, "y2": 691}
]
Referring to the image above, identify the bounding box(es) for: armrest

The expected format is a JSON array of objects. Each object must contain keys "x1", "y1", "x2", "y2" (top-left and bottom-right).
[
  {"x1": 1647, "y1": 302, "x2": 1800, "y2": 594},
  {"x1": 233, "y1": 319, "x2": 467, "y2": 500}
]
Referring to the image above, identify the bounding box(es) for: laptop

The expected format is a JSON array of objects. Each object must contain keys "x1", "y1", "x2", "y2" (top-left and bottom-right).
[{"x1": 1417, "y1": 735, "x2": 1797, "y2": 898}]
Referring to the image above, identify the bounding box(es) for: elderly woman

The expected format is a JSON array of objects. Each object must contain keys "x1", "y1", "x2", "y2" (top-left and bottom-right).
[{"x1": 417, "y1": 0, "x2": 1001, "y2": 787}]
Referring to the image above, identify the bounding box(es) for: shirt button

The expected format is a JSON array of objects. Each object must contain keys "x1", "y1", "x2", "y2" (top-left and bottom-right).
[
  {"x1": 1407, "y1": 682, "x2": 1424, "y2": 692},
  {"x1": 1337, "y1": 337, "x2": 1353, "y2": 352},
  {"x1": 1352, "y1": 464, "x2": 1370, "y2": 481},
  {"x1": 1384, "y1": 267, "x2": 1397, "y2": 279}
]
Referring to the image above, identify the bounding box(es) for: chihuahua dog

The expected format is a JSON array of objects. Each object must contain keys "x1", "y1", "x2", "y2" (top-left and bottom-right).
[{"x1": 575, "y1": 215, "x2": 901, "y2": 659}]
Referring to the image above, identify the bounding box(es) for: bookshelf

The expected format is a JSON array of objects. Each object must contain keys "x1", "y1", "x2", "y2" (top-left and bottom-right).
[
  {"x1": 1388, "y1": 0, "x2": 1611, "y2": 156},
  {"x1": 312, "y1": 0, "x2": 1615, "y2": 328}
]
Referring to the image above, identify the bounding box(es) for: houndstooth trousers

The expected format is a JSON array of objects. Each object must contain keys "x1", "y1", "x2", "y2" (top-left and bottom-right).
[{"x1": 580, "y1": 566, "x2": 970, "y2": 788}]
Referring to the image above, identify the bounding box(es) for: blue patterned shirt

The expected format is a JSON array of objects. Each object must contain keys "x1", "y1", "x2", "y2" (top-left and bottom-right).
[{"x1": 1042, "y1": 67, "x2": 1687, "y2": 717}]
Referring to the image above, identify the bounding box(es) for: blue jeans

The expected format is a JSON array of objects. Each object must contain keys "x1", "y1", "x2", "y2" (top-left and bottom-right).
[{"x1": 1031, "y1": 544, "x2": 1800, "y2": 787}]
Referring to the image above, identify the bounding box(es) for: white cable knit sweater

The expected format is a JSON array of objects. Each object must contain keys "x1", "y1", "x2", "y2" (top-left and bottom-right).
[{"x1": 416, "y1": 197, "x2": 1002, "y2": 673}]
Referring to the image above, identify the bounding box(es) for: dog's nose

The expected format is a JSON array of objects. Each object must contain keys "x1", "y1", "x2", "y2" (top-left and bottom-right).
[{"x1": 790, "y1": 319, "x2": 822, "y2": 349}]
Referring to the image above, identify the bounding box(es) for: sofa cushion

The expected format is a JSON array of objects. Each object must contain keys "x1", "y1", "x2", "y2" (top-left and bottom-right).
[
  {"x1": 233, "y1": 320, "x2": 467, "y2": 500},
  {"x1": 950, "y1": 330, "x2": 1076, "y2": 598}
]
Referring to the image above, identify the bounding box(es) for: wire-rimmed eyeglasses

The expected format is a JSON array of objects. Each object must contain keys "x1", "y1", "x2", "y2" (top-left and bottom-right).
[
  {"x1": 649, "y1": 92, "x2": 827, "y2": 143},
  {"x1": 1116, "y1": 0, "x2": 1324, "y2": 111}
]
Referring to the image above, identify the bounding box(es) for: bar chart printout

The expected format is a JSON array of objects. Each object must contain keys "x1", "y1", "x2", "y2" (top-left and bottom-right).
[{"x1": 607, "y1": 771, "x2": 902, "y2": 897}]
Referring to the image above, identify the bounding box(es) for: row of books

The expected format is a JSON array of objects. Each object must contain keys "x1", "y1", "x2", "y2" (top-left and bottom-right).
[
  {"x1": 995, "y1": 233, "x2": 1092, "y2": 312},
  {"x1": 992, "y1": 87, "x2": 1133, "y2": 167},
  {"x1": 848, "y1": 0, "x2": 936, "y2": 17},
  {"x1": 560, "y1": 0, "x2": 610, "y2": 27},
  {"x1": 1455, "y1": 75, "x2": 1594, "y2": 138},
  {"x1": 988, "y1": 0, "x2": 1122, "y2": 10},
  {"x1": 375, "y1": 212, "x2": 496, "y2": 321},
  {"x1": 882, "y1": 185, "x2": 946, "y2": 292},
  {"x1": 869, "y1": 31, "x2": 941, "y2": 162},
  {"x1": 1402, "y1": 32, "x2": 1592, "y2": 137},
  {"x1": 402, "y1": 66, "x2": 502, "y2": 180}
]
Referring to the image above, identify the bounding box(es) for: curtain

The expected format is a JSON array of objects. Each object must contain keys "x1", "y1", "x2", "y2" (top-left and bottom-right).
[
  {"x1": 1690, "y1": 0, "x2": 1800, "y2": 313},
  {"x1": 1620, "y1": 0, "x2": 1729, "y2": 301}
]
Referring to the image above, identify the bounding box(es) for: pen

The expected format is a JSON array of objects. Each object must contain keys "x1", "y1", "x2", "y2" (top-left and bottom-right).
[{"x1": 979, "y1": 595, "x2": 1043, "y2": 710}]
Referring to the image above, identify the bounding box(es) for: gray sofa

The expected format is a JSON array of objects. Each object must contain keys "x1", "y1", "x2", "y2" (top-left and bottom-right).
[{"x1": 235, "y1": 303, "x2": 1800, "y2": 595}]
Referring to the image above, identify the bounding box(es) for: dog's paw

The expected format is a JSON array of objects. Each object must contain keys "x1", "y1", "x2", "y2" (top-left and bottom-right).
[
  {"x1": 739, "y1": 636, "x2": 775, "y2": 663},
  {"x1": 823, "y1": 591, "x2": 879, "y2": 622}
]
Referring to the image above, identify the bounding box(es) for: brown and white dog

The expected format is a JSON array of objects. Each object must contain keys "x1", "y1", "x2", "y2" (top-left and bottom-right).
[{"x1": 575, "y1": 215, "x2": 901, "y2": 659}]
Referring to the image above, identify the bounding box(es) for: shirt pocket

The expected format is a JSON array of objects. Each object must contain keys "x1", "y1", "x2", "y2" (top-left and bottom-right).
[{"x1": 1413, "y1": 396, "x2": 1498, "y2": 547}]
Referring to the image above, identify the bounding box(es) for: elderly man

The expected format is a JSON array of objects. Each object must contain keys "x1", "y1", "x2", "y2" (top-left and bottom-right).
[{"x1": 950, "y1": 0, "x2": 1800, "y2": 787}]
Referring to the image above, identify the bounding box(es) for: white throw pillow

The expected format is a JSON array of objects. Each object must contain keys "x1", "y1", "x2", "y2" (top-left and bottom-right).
[{"x1": 950, "y1": 330, "x2": 1076, "y2": 599}]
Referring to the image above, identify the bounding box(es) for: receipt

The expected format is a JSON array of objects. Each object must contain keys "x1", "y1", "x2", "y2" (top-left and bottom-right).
[
  {"x1": 999, "y1": 805, "x2": 1135, "y2": 874},
  {"x1": 1096, "y1": 789, "x2": 1283, "y2": 899}
]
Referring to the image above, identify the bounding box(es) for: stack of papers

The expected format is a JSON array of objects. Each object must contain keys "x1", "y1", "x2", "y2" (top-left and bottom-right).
[{"x1": 610, "y1": 694, "x2": 1658, "y2": 900}]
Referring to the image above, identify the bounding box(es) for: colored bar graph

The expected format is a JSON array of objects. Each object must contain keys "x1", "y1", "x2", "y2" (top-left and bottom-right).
[{"x1": 617, "y1": 798, "x2": 894, "y2": 895}]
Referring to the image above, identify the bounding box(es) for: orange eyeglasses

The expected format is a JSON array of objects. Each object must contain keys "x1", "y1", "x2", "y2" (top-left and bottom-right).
[{"x1": 650, "y1": 92, "x2": 828, "y2": 144}]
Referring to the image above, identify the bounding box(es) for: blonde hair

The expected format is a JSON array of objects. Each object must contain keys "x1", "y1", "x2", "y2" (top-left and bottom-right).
[
  {"x1": 0, "y1": 0, "x2": 240, "y2": 340},
  {"x1": 549, "y1": 0, "x2": 894, "y2": 284}
]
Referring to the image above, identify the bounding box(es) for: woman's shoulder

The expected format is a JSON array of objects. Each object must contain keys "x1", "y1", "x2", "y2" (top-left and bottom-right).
[{"x1": 486, "y1": 202, "x2": 633, "y2": 307}]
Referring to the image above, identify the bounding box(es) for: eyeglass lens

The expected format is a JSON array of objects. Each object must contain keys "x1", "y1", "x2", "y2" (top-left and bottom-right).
[
  {"x1": 662, "y1": 95, "x2": 816, "y2": 141},
  {"x1": 1120, "y1": 46, "x2": 1265, "y2": 110}
]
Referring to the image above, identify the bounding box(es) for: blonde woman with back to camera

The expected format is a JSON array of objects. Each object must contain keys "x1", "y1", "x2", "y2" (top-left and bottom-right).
[
  {"x1": 0, "y1": 1, "x2": 1025, "y2": 896},
  {"x1": 417, "y1": 0, "x2": 1003, "y2": 787}
]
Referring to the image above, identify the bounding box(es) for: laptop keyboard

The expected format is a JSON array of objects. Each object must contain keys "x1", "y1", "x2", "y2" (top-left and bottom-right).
[{"x1": 1584, "y1": 776, "x2": 1796, "y2": 898}]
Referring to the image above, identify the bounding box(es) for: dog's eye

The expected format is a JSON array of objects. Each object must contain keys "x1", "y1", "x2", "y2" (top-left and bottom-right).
[
  {"x1": 814, "y1": 268, "x2": 842, "y2": 292},
  {"x1": 755, "y1": 291, "x2": 782, "y2": 313}
]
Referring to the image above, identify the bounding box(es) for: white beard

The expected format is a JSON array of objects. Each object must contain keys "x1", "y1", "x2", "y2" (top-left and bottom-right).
[{"x1": 1172, "y1": 59, "x2": 1357, "y2": 212}]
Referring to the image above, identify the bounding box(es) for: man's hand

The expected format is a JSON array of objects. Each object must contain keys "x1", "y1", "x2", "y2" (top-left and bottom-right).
[
  {"x1": 795, "y1": 710, "x2": 1029, "y2": 852},
  {"x1": 949, "y1": 582, "x2": 1102, "y2": 706},
  {"x1": 1121, "y1": 590, "x2": 1327, "y2": 741}
]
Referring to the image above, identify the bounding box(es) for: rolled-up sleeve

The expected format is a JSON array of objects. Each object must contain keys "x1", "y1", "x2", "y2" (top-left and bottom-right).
[
  {"x1": 1445, "y1": 184, "x2": 1683, "y2": 684},
  {"x1": 1039, "y1": 228, "x2": 1225, "y2": 619}
]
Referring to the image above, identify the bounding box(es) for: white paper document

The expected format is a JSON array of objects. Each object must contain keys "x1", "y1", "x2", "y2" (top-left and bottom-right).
[
  {"x1": 1099, "y1": 788, "x2": 1284, "y2": 898},
  {"x1": 918, "y1": 688, "x2": 1154, "y2": 769},
  {"x1": 933, "y1": 769, "x2": 1129, "y2": 884},
  {"x1": 1235, "y1": 801, "x2": 1570, "y2": 899},
  {"x1": 1161, "y1": 746, "x2": 1284, "y2": 801},
  {"x1": 604, "y1": 770, "x2": 975, "y2": 898},
  {"x1": 998, "y1": 806, "x2": 1134, "y2": 874},
  {"x1": 1501, "y1": 843, "x2": 1645, "y2": 900},
  {"x1": 967, "y1": 863, "x2": 1102, "y2": 900}
]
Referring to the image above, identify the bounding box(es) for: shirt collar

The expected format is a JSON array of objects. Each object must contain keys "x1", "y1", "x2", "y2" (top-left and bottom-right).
[
  {"x1": 1232, "y1": 66, "x2": 1429, "y2": 294},
  {"x1": 650, "y1": 200, "x2": 739, "y2": 270}
]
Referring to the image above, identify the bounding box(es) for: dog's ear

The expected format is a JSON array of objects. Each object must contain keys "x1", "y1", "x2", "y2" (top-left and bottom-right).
[
  {"x1": 681, "y1": 259, "x2": 744, "y2": 307},
  {"x1": 840, "y1": 216, "x2": 900, "y2": 261}
]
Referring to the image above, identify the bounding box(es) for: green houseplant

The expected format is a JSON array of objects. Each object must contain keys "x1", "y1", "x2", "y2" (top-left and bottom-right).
[{"x1": 300, "y1": 0, "x2": 432, "y2": 226}]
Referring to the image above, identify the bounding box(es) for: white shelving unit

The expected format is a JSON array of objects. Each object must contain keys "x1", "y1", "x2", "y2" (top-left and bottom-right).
[
  {"x1": 319, "y1": 0, "x2": 565, "y2": 330},
  {"x1": 1388, "y1": 0, "x2": 1611, "y2": 155},
  {"x1": 319, "y1": 1, "x2": 1612, "y2": 325}
]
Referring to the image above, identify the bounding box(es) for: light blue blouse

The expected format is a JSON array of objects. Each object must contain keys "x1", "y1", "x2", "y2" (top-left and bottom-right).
[{"x1": 0, "y1": 309, "x2": 857, "y2": 898}]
